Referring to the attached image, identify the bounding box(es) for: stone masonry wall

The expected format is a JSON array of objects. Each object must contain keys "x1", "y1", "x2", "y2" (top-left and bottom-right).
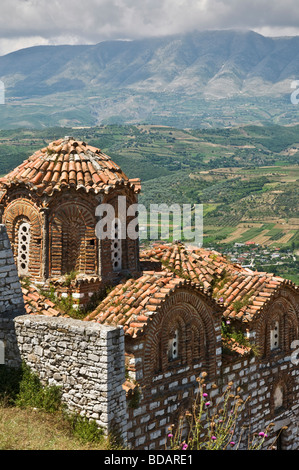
[
  {"x1": 0, "y1": 224, "x2": 25, "y2": 366},
  {"x1": 0, "y1": 224, "x2": 24, "y2": 315},
  {"x1": 14, "y1": 315, "x2": 127, "y2": 442},
  {"x1": 0, "y1": 223, "x2": 127, "y2": 442}
]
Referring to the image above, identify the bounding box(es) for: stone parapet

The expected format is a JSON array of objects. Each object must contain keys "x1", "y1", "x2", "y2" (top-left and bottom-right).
[{"x1": 14, "y1": 314, "x2": 127, "y2": 442}]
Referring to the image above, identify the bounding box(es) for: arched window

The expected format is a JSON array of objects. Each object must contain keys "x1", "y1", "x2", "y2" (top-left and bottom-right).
[
  {"x1": 111, "y1": 220, "x2": 122, "y2": 272},
  {"x1": 271, "y1": 375, "x2": 292, "y2": 417},
  {"x1": 274, "y1": 384, "x2": 284, "y2": 411},
  {"x1": 257, "y1": 297, "x2": 299, "y2": 358},
  {"x1": 18, "y1": 221, "x2": 30, "y2": 275},
  {"x1": 50, "y1": 203, "x2": 97, "y2": 276}
]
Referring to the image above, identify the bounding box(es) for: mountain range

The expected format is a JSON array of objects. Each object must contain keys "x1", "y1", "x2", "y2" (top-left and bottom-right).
[{"x1": 1, "y1": 30, "x2": 299, "y2": 129}]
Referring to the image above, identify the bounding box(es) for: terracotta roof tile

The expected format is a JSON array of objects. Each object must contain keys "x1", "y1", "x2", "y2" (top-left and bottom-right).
[
  {"x1": 22, "y1": 284, "x2": 66, "y2": 318},
  {"x1": 0, "y1": 137, "x2": 141, "y2": 197},
  {"x1": 222, "y1": 337, "x2": 251, "y2": 357},
  {"x1": 139, "y1": 242, "x2": 298, "y2": 323},
  {"x1": 84, "y1": 271, "x2": 214, "y2": 338}
]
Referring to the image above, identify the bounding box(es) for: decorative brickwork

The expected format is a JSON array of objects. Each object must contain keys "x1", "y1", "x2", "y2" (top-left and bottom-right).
[
  {"x1": 0, "y1": 137, "x2": 141, "y2": 302},
  {"x1": 49, "y1": 196, "x2": 97, "y2": 276},
  {"x1": 3, "y1": 197, "x2": 43, "y2": 279},
  {"x1": 254, "y1": 288, "x2": 299, "y2": 357}
]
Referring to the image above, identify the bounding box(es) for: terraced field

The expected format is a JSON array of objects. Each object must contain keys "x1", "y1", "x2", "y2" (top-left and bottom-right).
[{"x1": 0, "y1": 123, "x2": 298, "y2": 250}]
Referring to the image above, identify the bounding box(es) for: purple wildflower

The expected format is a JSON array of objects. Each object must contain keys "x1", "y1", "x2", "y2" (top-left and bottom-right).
[
  {"x1": 205, "y1": 401, "x2": 211, "y2": 407},
  {"x1": 168, "y1": 433, "x2": 173, "y2": 438},
  {"x1": 230, "y1": 441, "x2": 235, "y2": 447},
  {"x1": 203, "y1": 392, "x2": 208, "y2": 398},
  {"x1": 182, "y1": 443, "x2": 188, "y2": 450},
  {"x1": 211, "y1": 436, "x2": 217, "y2": 440}
]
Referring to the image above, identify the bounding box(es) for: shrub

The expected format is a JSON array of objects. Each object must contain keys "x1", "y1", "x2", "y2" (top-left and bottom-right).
[
  {"x1": 0, "y1": 363, "x2": 107, "y2": 447},
  {"x1": 14, "y1": 363, "x2": 62, "y2": 413},
  {"x1": 63, "y1": 412, "x2": 104, "y2": 444}
]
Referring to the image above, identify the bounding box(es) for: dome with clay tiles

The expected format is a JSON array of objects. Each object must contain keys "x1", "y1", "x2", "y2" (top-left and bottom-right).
[{"x1": 0, "y1": 136, "x2": 141, "y2": 196}]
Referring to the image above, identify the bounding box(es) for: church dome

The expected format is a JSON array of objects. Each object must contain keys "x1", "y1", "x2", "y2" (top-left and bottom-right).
[{"x1": 0, "y1": 136, "x2": 140, "y2": 196}]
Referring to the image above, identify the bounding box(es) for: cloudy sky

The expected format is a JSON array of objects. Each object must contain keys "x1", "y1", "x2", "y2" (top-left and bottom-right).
[{"x1": 1, "y1": 0, "x2": 299, "y2": 55}]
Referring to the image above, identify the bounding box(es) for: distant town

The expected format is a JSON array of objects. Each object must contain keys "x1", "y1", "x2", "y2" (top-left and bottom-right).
[{"x1": 207, "y1": 242, "x2": 298, "y2": 284}]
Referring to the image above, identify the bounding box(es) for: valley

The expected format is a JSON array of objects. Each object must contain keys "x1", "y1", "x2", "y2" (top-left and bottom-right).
[{"x1": 0, "y1": 123, "x2": 297, "y2": 255}]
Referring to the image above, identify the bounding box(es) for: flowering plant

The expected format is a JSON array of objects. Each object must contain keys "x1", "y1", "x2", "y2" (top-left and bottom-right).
[{"x1": 166, "y1": 373, "x2": 280, "y2": 451}]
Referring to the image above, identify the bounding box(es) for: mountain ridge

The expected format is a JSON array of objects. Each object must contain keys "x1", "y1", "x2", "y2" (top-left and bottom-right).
[{"x1": 1, "y1": 30, "x2": 299, "y2": 129}]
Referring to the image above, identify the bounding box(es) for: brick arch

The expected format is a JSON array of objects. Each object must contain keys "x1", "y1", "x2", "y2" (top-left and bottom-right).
[
  {"x1": 270, "y1": 373, "x2": 294, "y2": 417},
  {"x1": 49, "y1": 201, "x2": 97, "y2": 276},
  {"x1": 164, "y1": 311, "x2": 187, "y2": 362},
  {"x1": 3, "y1": 198, "x2": 42, "y2": 278},
  {"x1": 255, "y1": 290, "x2": 299, "y2": 357},
  {"x1": 143, "y1": 287, "x2": 218, "y2": 384}
]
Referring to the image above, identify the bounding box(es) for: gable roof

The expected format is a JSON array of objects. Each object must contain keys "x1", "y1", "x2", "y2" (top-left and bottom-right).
[
  {"x1": 0, "y1": 136, "x2": 141, "y2": 197},
  {"x1": 20, "y1": 243, "x2": 298, "y2": 339},
  {"x1": 84, "y1": 270, "x2": 219, "y2": 338},
  {"x1": 139, "y1": 243, "x2": 298, "y2": 323}
]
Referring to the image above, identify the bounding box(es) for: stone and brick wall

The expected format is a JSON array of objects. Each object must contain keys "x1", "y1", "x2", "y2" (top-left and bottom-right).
[
  {"x1": 124, "y1": 287, "x2": 224, "y2": 450},
  {"x1": 0, "y1": 220, "x2": 298, "y2": 450},
  {"x1": 123, "y1": 283, "x2": 299, "y2": 450},
  {"x1": 218, "y1": 353, "x2": 299, "y2": 450},
  {"x1": 125, "y1": 349, "x2": 299, "y2": 450}
]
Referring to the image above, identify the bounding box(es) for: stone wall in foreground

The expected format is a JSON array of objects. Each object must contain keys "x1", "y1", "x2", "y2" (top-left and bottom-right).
[
  {"x1": 0, "y1": 224, "x2": 25, "y2": 366},
  {"x1": 14, "y1": 314, "x2": 127, "y2": 442}
]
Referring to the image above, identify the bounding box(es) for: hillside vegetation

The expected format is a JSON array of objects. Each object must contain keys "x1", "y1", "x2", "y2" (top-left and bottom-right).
[{"x1": 0, "y1": 123, "x2": 298, "y2": 251}]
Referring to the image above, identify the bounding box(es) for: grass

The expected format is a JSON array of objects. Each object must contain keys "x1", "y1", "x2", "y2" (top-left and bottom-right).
[
  {"x1": 0, "y1": 406, "x2": 110, "y2": 450},
  {"x1": 0, "y1": 363, "x2": 117, "y2": 450}
]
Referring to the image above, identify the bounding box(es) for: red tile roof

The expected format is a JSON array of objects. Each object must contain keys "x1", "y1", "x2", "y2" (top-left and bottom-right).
[
  {"x1": 0, "y1": 137, "x2": 141, "y2": 197},
  {"x1": 139, "y1": 243, "x2": 298, "y2": 323},
  {"x1": 84, "y1": 270, "x2": 217, "y2": 338},
  {"x1": 222, "y1": 337, "x2": 251, "y2": 357},
  {"x1": 22, "y1": 284, "x2": 66, "y2": 317},
  {"x1": 21, "y1": 242, "x2": 298, "y2": 346}
]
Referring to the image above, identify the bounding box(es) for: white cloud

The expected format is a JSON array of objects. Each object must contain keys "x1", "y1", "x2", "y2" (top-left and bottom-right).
[{"x1": 0, "y1": 0, "x2": 299, "y2": 55}]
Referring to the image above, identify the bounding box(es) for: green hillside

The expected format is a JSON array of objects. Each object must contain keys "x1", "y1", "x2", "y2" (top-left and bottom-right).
[{"x1": 0, "y1": 124, "x2": 298, "y2": 251}]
